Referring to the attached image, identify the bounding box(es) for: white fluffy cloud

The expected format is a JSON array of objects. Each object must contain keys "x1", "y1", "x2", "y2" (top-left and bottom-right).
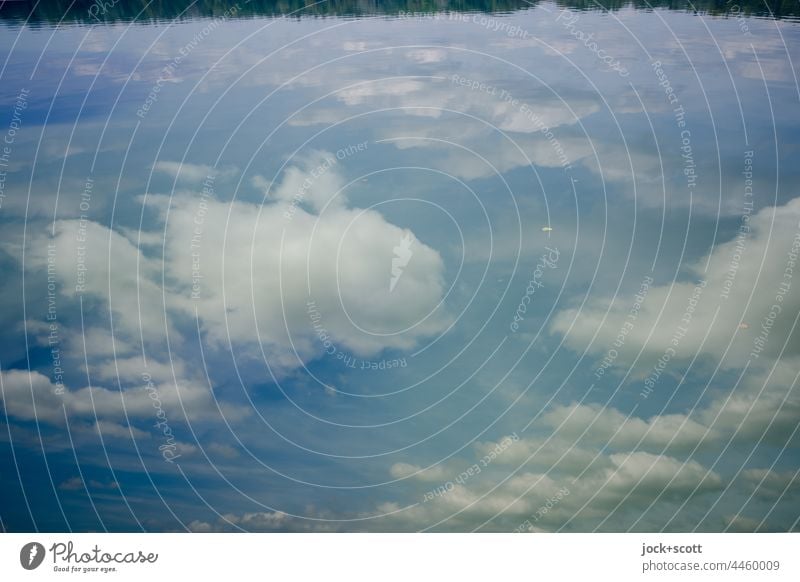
[
  {"x1": 156, "y1": 152, "x2": 450, "y2": 364},
  {"x1": 551, "y1": 197, "x2": 800, "y2": 367},
  {"x1": 152, "y1": 161, "x2": 237, "y2": 183},
  {"x1": 371, "y1": 438, "x2": 723, "y2": 531},
  {"x1": 0, "y1": 369, "x2": 246, "y2": 426},
  {"x1": 288, "y1": 76, "x2": 601, "y2": 180},
  {"x1": 541, "y1": 403, "x2": 715, "y2": 452},
  {"x1": 186, "y1": 508, "x2": 347, "y2": 533},
  {"x1": 739, "y1": 468, "x2": 800, "y2": 499},
  {"x1": 27, "y1": 152, "x2": 450, "y2": 379}
]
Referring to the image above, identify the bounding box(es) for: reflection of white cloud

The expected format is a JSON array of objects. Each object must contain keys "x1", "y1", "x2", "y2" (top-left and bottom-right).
[
  {"x1": 535, "y1": 357, "x2": 800, "y2": 459},
  {"x1": 605, "y1": 451, "x2": 722, "y2": 497},
  {"x1": 738, "y1": 59, "x2": 793, "y2": 83},
  {"x1": 359, "y1": 344, "x2": 796, "y2": 531},
  {"x1": 386, "y1": 125, "x2": 593, "y2": 180},
  {"x1": 265, "y1": 150, "x2": 347, "y2": 212},
  {"x1": 32, "y1": 218, "x2": 167, "y2": 341},
  {"x1": 342, "y1": 41, "x2": 368, "y2": 51},
  {"x1": 390, "y1": 462, "x2": 448, "y2": 482},
  {"x1": 207, "y1": 442, "x2": 240, "y2": 459},
  {"x1": 187, "y1": 510, "x2": 341, "y2": 532},
  {"x1": 552, "y1": 198, "x2": 800, "y2": 365},
  {"x1": 580, "y1": 144, "x2": 661, "y2": 184},
  {"x1": 493, "y1": 99, "x2": 597, "y2": 133},
  {"x1": 740, "y1": 468, "x2": 800, "y2": 499},
  {"x1": 59, "y1": 477, "x2": 84, "y2": 490},
  {"x1": 370, "y1": 439, "x2": 722, "y2": 531},
  {"x1": 541, "y1": 403, "x2": 714, "y2": 451},
  {"x1": 71, "y1": 62, "x2": 102, "y2": 77},
  {"x1": 718, "y1": 34, "x2": 792, "y2": 81},
  {"x1": 306, "y1": 76, "x2": 605, "y2": 179},
  {"x1": 5, "y1": 162, "x2": 449, "y2": 477},
  {"x1": 338, "y1": 79, "x2": 426, "y2": 105},
  {"x1": 28, "y1": 155, "x2": 450, "y2": 379},
  {"x1": 159, "y1": 171, "x2": 450, "y2": 361},
  {"x1": 95, "y1": 420, "x2": 150, "y2": 440},
  {"x1": 94, "y1": 356, "x2": 183, "y2": 384},
  {"x1": 153, "y1": 161, "x2": 237, "y2": 183},
  {"x1": 81, "y1": 327, "x2": 134, "y2": 356},
  {"x1": 703, "y1": 359, "x2": 800, "y2": 446},
  {"x1": 286, "y1": 109, "x2": 349, "y2": 127},
  {"x1": 406, "y1": 48, "x2": 447, "y2": 63},
  {"x1": 0, "y1": 369, "x2": 243, "y2": 425},
  {"x1": 336, "y1": 76, "x2": 599, "y2": 134},
  {"x1": 725, "y1": 514, "x2": 763, "y2": 532}
]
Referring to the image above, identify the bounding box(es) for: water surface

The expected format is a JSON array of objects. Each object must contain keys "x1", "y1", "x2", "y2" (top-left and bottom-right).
[{"x1": 1, "y1": 0, "x2": 799, "y2": 532}]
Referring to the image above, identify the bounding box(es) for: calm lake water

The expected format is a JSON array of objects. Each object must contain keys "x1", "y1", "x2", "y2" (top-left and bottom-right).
[{"x1": 1, "y1": 0, "x2": 799, "y2": 532}]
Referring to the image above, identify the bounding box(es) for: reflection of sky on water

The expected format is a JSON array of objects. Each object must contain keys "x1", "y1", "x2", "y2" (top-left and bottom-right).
[{"x1": 1, "y1": 3, "x2": 799, "y2": 531}]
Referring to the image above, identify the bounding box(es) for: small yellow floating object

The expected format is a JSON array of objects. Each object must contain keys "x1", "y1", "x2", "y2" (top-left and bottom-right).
[
  {"x1": 739, "y1": 323, "x2": 749, "y2": 329},
  {"x1": 542, "y1": 226, "x2": 553, "y2": 232}
]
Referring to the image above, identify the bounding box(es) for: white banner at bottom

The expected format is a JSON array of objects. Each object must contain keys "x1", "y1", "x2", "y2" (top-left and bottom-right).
[{"x1": 1, "y1": 533, "x2": 797, "y2": 581}]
